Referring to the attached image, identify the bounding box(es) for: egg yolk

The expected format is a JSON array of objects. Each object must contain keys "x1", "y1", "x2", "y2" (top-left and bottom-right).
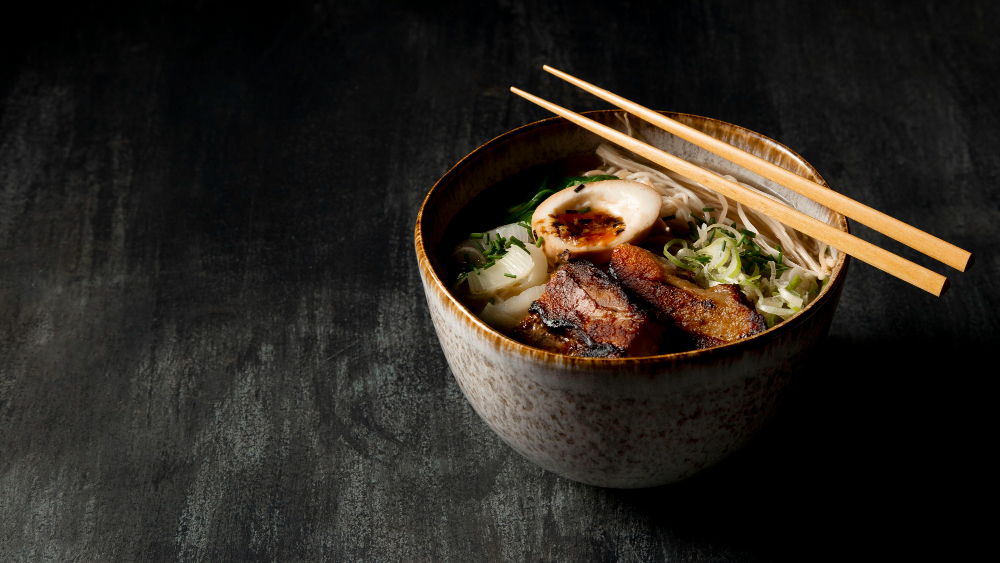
[{"x1": 548, "y1": 210, "x2": 625, "y2": 247}]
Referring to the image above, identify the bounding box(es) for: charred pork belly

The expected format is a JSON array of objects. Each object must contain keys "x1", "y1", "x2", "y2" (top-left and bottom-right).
[
  {"x1": 609, "y1": 243, "x2": 767, "y2": 349},
  {"x1": 510, "y1": 260, "x2": 663, "y2": 357},
  {"x1": 511, "y1": 312, "x2": 625, "y2": 358}
]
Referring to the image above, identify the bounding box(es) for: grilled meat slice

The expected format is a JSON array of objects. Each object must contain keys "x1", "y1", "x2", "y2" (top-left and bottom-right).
[
  {"x1": 516, "y1": 260, "x2": 663, "y2": 357},
  {"x1": 510, "y1": 312, "x2": 625, "y2": 358},
  {"x1": 610, "y1": 243, "x2": 767, "y2": 348}
]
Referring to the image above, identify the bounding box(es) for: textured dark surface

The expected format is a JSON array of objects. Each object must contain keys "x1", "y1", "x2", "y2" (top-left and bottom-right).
[{"x1": 1, "y1": 1, "x2": 996, "y2": 561}]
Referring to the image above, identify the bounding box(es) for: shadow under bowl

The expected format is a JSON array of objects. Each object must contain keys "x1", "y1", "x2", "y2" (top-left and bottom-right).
[{"x1": 415, "y1": 111, "x2": 849, "y2": 488}]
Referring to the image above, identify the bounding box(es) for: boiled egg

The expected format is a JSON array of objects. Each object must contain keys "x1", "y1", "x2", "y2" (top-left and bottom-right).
[{"x1": 531, "y1": 179, "x2": 661, "y2": 263}]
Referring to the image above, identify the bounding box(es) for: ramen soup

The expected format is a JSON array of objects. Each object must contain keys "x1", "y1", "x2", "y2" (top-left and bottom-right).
[{"x1": 442, "y1": 144, "x2": 838, "y2": 358}]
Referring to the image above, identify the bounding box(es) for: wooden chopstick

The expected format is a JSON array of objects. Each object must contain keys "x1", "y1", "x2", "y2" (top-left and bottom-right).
[
  {"x1": 543, "y1": 65, "x2": 974, "y2": 273},
  {"x1": 510, "y1": 86, "x2": 950, "y2": 296}
]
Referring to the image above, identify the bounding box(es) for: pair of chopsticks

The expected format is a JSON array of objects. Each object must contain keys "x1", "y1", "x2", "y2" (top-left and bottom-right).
[{"x1": 510, "y1": 66, "x2": 973, "y2": 296}]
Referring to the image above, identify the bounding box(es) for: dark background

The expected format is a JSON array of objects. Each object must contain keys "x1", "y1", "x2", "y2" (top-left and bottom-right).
[{"x1": 1, "y1": 1, "x2": 995, "y2": 561}]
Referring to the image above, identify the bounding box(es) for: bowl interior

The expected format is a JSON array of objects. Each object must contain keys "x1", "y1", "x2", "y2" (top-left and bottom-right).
[{"x1": 417, "y1": 111, "x2": 848, "y2": 357}]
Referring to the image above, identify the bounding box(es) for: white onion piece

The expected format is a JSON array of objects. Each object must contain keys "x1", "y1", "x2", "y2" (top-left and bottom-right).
[
  {"x1": 478, "y1": 285, "x2": 546, "y2": 332},
  {"x1": 490, "y1": 222, "x2": 532, "y2": 242},
  {"x1": 455, "y1": 222, "x2": 548, "y2": 300},
  {"x1": 515, "y1": 243, "x2": 548, "y2": 290},
  {"x1": 453, "y1": 222, "x2": 533, "y2": 266},
  {"x1": 466, "y1": 246, "x2": 534, "y2": 295}
]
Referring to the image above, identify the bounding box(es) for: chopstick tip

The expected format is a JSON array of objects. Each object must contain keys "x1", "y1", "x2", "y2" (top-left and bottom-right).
[
  {"x1": 937, "y1": 277, "x2": 950, "y2": 297},
  {"x1": 962, "y1": 252, "x2": 974, "y2": 272}
]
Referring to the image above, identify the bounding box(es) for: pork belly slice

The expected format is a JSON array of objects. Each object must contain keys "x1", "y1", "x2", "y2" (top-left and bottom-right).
[
  {"x1": 609, "y1": 243, "x2": 767, "y2": 348},
  {"x1": 511, "y1": 260, "x2": 663, "y2": 357},
  {"x1": 510, "y1": 312, "x2": 626, "y2": 358}
]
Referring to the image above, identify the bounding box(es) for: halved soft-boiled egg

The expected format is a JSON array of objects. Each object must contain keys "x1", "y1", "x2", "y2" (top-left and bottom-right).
[{"x1": 532, "y1": 179, "x2": 661, "y2": 263}]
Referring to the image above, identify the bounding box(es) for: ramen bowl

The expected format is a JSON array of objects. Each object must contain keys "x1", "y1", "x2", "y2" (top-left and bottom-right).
[{"x1": 414, "y1": 111, "x2": 849, "y2": 488}]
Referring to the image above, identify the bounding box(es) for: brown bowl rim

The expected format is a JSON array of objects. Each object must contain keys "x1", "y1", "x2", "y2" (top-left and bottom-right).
[{"x1": 415, "y1": 110, "x2": 850, "y2": 367}]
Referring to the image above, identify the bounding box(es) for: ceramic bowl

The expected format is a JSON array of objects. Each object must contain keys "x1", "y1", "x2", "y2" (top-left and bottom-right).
[{"x1": 414, "y1": 111, "x2": 849, "y2": 488}]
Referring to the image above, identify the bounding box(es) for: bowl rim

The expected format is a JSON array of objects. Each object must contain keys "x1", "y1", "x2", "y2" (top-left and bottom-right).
[{"x1": 415, "y1": 110, "x2": 850, "y2": 366}]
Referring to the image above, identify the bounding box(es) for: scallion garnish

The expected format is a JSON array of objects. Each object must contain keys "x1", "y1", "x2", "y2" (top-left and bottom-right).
[
  {"x1": 535, "y1": 237, "x2": 543, "y2": 248},
  {"x1": 469, "y1": 232, "x2": 484, "y2": 239},
  {"x1": 787, "y1": 275, "x2": 802, "y2": 291},
  {"x1": 503, "y1": 273, "x2": 516, "y2": 278},
  {"x1": 578, "y1": 207, "x2": 591, "y2": 214},
  {"x1": 703, "y1": 207, "x2": 715, "y2": 212}
]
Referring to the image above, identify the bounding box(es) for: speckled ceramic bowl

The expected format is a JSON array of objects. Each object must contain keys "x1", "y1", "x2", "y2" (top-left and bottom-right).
[{"x1": 415, "y1": 111, "x2": 849, "y2": 488}]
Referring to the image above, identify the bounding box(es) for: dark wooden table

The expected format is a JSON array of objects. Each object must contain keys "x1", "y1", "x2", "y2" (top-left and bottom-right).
[{"x1": 2, "y1": 1, "x2": 995, "y2": 560}]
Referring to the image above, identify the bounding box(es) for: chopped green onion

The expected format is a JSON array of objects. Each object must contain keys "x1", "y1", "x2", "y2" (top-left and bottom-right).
[
  {"x1": 535, "y1": 237, "x2": 544, "y2": 248},
  {"x1": 663, "y1": 239, "x2": 698, "y2": 271},
  {"x1": 703, "y1": 207, "x2": 715, "y2": 212},
  {"x1": 469, "y1": 232, "x2": 484, "y2": 239},
  {"x1": 503, "y1": 273, "x2": 516, "y2": 278},
  {"x1": 788, "y1": 275, "x2": 802, "y2": 291},
  {"x1": 578, "y1": 207, "x2": 591, "y2": 214}
]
